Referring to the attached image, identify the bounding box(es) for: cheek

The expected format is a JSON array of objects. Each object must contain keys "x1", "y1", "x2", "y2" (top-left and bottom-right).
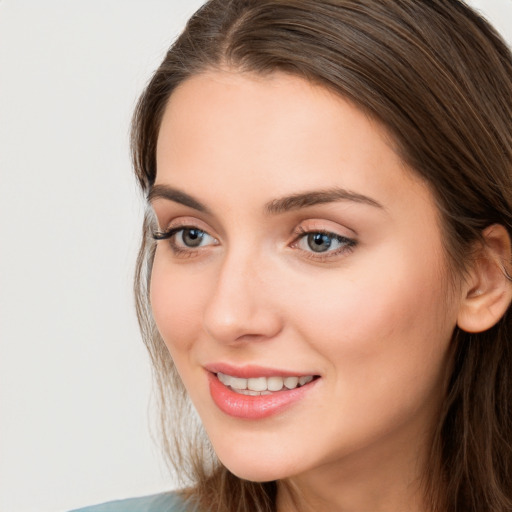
[
  {"x1": 149, "y1": 250, "x2": 208, "y2": 355},
  {"x1": 289, "y1": 247, "x2": 456, "y2": 401}
]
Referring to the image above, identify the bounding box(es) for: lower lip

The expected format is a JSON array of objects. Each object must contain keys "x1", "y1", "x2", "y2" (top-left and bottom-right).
[{"x1": 208, "y1": 372, "x2": 317, "y2": 420}]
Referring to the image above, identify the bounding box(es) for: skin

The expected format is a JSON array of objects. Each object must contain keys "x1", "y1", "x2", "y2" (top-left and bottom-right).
[{"x1": 150, "y1": 70, "x2": 467, "y2": 512}]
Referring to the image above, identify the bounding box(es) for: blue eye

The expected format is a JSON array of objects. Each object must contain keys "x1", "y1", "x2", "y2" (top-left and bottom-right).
[
  {"x1": 295, "y1": 230, "x2": 355, "y2": 256},
  {"x1": 306, "y1": 233, "x2": 335, "y2": 253},
  {"x1": 179, "y1": 228, "x2": 206, "y2": 247},
  {"x1": 153, "y1": 226, "x2": 217, "y2": 252}
]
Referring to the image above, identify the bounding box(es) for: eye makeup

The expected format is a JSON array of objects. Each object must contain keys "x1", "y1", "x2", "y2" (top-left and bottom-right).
[{"x1": 153, "y1": 221, "x2": 357, "y2": 263}]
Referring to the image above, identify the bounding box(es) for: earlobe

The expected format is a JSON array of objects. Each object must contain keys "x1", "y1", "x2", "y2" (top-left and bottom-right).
[{"x1": 457, "y1": 224, "x2": 512, "y2": 333}]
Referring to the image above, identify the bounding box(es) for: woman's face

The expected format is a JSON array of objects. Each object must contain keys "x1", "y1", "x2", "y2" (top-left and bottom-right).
[{"x1": 150, "y1": 71, "x2": 462, "y2": 484}]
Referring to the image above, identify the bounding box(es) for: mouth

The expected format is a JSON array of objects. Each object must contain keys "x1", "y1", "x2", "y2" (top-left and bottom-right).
[
  {"x1": 216, "y1": 372, "x2": 316, "y2": 396},
  {"x1": 207, "y1": 367, "x2": 320, "y2": 419}
]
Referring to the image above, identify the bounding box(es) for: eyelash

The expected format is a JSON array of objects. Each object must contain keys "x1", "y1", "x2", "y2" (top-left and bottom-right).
[
  {"x1": 152, "y1": 225, "x2": 216, "y2": 257},
  {"x1": 291, "y1": 226, "x2": 357, "y2": 261},
  {"x1": 152, "y1": 224, "x2": 357, "y2": 261}
]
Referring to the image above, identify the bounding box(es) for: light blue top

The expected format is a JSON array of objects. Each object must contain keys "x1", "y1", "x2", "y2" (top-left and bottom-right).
[{"x1": 70, "y1": 492, "x2": 193, "y2": 512}]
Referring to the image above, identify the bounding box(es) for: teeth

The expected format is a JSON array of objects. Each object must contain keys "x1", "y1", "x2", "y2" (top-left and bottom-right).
[
  {"x1": 237, "y1": 389, "x2": 272, "y2": 396},
  {"x1": 299, "y1": 375, "x2": 313, "y2": 386},
  {"x1": 217, "y1": 372, "x2": 315, "y2": 393},
  {"x1": 229, "y1": 376, "x2": 247, "y2": 390},
  {"x1": 267, "y1": 376, "x2": 284, "y2": 391},
  {"x1": 284, "y1": 376, "x2": 299, "y2": 389},
  {"x1": 248, "y1": 377, "x2": 267, "y2": 391},
  {"x1": 217, "y1": 372, "x2": 230, "y2": 386}
]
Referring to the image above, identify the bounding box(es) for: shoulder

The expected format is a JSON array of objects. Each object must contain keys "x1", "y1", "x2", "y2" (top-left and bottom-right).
[{"x1": 69, "y1": 491, "x2": 194, "y2": 512}]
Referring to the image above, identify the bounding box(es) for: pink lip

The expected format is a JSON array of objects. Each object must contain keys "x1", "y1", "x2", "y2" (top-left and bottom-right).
[
  {"x1": 205, "y1": 362, "x2": 314, "y2": 379},
  {"x1": 207, "y1": 369, "x2": 319, "y2": 420}
]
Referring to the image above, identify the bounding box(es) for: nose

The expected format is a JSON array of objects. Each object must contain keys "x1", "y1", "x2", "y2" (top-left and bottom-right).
[{"x1": 202, "y1": 248, "x2": 283, "y2": 345}]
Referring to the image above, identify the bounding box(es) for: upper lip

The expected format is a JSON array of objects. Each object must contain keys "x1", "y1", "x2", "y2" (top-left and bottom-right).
[{"x1": 204, "y1": 362, "x2": 318, "y2": 379}]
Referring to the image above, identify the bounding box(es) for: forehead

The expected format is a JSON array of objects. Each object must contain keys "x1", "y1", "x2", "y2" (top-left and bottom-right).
[{"x1": 155, "y1": 70, "x2": 433, "y2": 218}]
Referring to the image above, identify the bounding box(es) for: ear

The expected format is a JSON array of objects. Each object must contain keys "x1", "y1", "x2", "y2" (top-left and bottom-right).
[{"x1": 457, "y1": 224, "x2": 512, "y2": 333}]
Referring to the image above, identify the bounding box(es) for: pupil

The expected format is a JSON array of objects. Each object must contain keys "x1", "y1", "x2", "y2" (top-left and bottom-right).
[
  {"x1": 307, "y1": 233, "x2": 332, "y2": 252},
  {"x1": 183, "y1": 229, "x2": 203, "y2": 247}
]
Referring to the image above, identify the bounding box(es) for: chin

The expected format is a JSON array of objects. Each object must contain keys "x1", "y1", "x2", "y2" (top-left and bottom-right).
[
  {"x1": 214, "y1": 445, "x2": 300, "y2": 483},
  {"x1": 220, "y1": 460, "x2": 289, "y2": 483}
]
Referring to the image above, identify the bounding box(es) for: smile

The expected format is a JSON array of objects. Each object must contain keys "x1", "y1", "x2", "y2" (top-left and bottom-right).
[
  {"x1": 208, "y1": 370, "x2": 319, "y2": 419},
  {"x1": 217, "y1": 372, "x2": 314, "y2": 395}
]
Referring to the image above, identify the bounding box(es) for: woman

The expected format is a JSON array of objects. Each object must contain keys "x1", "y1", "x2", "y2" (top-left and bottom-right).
[{"x1": 75, "y1": 0, "x2": 512, "y2": 510}]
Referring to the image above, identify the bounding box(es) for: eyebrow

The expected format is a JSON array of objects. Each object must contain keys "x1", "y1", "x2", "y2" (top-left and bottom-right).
[
  {"x1": 147, "y1": 184, "x2": 383, "y2": 215},
  {"x1": 148, "y1": 184, "x2": 211, "y2": 214},
  {"x1": 264, "y1": 187, "x2": 384, "y2": 214}
]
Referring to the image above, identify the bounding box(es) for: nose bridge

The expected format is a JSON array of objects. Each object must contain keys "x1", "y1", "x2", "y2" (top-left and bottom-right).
[{"x1": 202, "y1": 243, "x2": 281, "y2": 344}]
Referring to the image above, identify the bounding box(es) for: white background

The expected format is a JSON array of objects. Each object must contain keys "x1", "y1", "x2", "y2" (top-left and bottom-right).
[{"x1": 0, "y1": 1, "x2": 510, "y2": 511}]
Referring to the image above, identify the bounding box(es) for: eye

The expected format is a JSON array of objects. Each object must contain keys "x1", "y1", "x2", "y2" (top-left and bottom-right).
[
  {"x1": 304, "y1": 232, "x2": 336, "y2": 253},
  {"x1": 153, "y1": 225, "x2": 218, "y2": 253},
  {"x1": 293, "y1": 229, "x2": 356, "y2": 257},
  {"x1": 175, "y1": 227, "x2": 209, "y2": 248}
]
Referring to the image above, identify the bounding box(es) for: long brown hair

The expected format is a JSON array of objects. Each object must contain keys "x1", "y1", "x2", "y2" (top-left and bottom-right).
[{"x1": 131, "y1": 1, "x2": 512, "y2": 510}]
